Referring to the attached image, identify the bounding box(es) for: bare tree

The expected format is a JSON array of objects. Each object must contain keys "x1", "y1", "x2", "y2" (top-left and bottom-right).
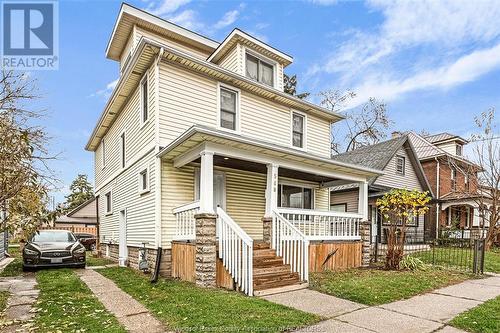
[
  {"x1": 319, "y1": 90, "x2": 392, "y2": 154},
  {"x1": 0, "y1": 70, "x2": 58, "y2": 232},
  {"x1": 446, "y1": 108, "x2": 499, "y2": 250}
]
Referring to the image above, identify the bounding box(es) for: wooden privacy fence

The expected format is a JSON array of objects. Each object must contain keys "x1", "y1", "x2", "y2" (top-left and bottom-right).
[
  {"x1": 40, "y1": 226, "x2": 97, "y2": 235},
  {"x1": 309, "y1": 241, "x2": 362, "y2": 272}
]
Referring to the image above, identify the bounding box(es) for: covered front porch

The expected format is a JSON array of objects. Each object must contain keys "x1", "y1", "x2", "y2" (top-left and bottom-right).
[
  {"x1": 158, "y1": 126, "x2": 380, "y2": 295},
  {"x1": 440, "y1": 199, "x2": 490, "y2": 239}
]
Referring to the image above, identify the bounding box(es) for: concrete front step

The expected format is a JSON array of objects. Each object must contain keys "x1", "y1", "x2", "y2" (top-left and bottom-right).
[{"x1": 254, "y1": 282, "x2": 309, "y2": 297}]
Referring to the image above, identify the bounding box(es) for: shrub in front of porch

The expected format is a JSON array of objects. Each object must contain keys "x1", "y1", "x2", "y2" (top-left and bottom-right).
[
  {"x1": 376, "y1": 189, "x2": 431, "y2": 270},
  {"x1": 98, "y1": 267, "x2": 320, "y2": 332}
]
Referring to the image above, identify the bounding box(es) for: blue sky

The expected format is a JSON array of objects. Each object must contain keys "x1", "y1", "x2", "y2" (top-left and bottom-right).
[{"x1": 30, "y1": 0, "x2": 500, "y2": 204}]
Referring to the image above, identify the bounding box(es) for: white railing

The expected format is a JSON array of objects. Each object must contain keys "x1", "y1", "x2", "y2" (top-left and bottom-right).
[
  {"x1": 217, "y1": 207, "x2": 254, "y2": 296},
  {"x1": 272, "y1": 210, "x2": 309, "y2": 281},
  {"x1": 172, "y1": 201, "x2": 200, "y2": 240},
  {"x1": 277, "y1": 208, "x2": 362, "y2": 241}
]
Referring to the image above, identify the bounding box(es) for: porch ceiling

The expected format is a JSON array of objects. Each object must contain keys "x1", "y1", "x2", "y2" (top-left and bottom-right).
[{"x1": 157, "y1": 125, "x2": 383, "y2": 181}]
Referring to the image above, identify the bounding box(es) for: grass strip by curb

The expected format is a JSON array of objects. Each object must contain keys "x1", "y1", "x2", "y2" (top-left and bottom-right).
[
  {"x1": 35, "y1": 269, "x2": 126, "y2": 333},
  {"x1": 450, "y1": 295, "x2": 500, "y2": 333},
  {"x1": 99, "y1": 267, "x2": 319, "y2": 333}
]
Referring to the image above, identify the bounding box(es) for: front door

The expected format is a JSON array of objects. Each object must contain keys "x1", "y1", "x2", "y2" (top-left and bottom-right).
[
  {"x1": 119, "y1": 209, "x2": 128, "y2": 267},
  {"x1": 213, "y1": 171, "x2": 226, "y2": 211}
]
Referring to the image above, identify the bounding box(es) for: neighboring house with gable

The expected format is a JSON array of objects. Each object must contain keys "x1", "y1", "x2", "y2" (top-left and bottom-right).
[
  {"x1": 330, "y1": 134, "x2": 434, "y2": 243},
  {"x1": 54, "y1": 198, "x2": 97, "y2": 234},
  {"x1": 408, "y1": 132, "x2": 486, "y2": 238},
  {"x1": 85, "y1": 4, "x2": 382, "y2": 296}
]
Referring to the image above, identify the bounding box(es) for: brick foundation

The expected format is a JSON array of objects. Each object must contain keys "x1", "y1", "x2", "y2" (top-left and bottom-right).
[{"x1": 103, "y1": 243, "x2": 172, "y2": 277}]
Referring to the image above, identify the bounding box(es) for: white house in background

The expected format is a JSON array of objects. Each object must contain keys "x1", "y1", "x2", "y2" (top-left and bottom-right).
[{"x1": 85, "y1": 3, "x2": 381, "y2": 296}]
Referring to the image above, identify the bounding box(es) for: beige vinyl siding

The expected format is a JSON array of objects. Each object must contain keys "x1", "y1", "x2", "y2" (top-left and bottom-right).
[
  {"x1": 120, "y1": 26, "x2": 136, "y2": 71},
  {"x1": 158, "y1": 63, "x2": 218, "y2": 143},
  {"x1": 135, "y1": 26, "x2": 210, "y2": 60},
  {"x1": 330, "y1": 190, "x2": 359, "y2": 213},
  {"x1": 437, "y1": 142, "x2": 458, "y2": 156},
  {"x1": 98, "y1": 150, "x2": 157, "y2": 247},
  {"x1": 307, "y1": 115, "x2": 331, "y2": 156},
  {"x1": 218, "y1": 44, "x2": 242, "y2": 75},
  {"x1": 71, "y1": 201, "x2": 96, "y2": 218},
  {"x1": 315, "y1": 188, "x2": 330, "y2": 211},
  {"x1": 373, "y1": 147, "x2": 423, "y2": 191},
  {"x1": 161, "y1": 161, "x2": 196, "y2": 247},
  {"x1": 94, "y1": 64, "x2": 156, "y2": 189},
  {"x1": 276, "y1": 63, "x2": 284, "y2": 91}
]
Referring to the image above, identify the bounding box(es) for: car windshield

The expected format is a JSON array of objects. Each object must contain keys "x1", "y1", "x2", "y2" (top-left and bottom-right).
[{"x1": 31, "y1": 231, "x2": 76, "y2": 242}]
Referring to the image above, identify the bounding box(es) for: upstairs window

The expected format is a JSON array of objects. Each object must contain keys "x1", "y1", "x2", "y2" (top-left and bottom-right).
[
  {"x1": 120, "y1": 132, "x2": 126, "y2": 168},
  {"x1": 245, "y1": 53, "x2": 274, "y2": 87},
  {"x1": 141, "y1": 76, "x2": 148, "y2": 124},
  {"x1": 456, "y1": 144, "x2": 463, "y2": 156},
  {"x1": 292, "y1": 112, "x2": 305, "y2": 149},
  {"x1": 451, "y1": 167, "x2": 457, "y2": 191},
  {"x1": 396, "y1": 156, "x2": 405, "y2": 175},
  {"x1": 219, "y1": 87, "x2": 238, "y2": 131},
  {"x1": 278, "y1": 184, "x2": 313, "y2": 209},
  {"x1": 101, "y1": 138, "x2": 106, "y2": 169}
]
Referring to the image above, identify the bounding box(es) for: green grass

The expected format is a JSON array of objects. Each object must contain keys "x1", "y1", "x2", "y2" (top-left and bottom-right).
[
  {"x1": 0, "y1": 291, "x2": 9, "y2": 313},
  {"x1": 412, "y1": 248, "x2": 500, "y2": 273},
  {"x1": 35, "y1": 269, "x2": 126, "y2": 333},
  {"x1": 450, "y1": 295, "x2": 500, "y2": 333},
  {"x1": 86, "y1": 252, "x2": 116, "y2": 267},
  {"x1": 99, "y1": 267, "x2": 319, "y2": 333},
  {"x1": 0, "y1": 246, "x2": 23, "y2": 277},
  {"x1": 310, "y1": 267, "x2": 475, "y2": 306}
]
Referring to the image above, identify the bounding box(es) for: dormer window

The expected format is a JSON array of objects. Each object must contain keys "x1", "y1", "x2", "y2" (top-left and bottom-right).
[
  {"x1": 456, "y1": 144, "x2": 463, "y2": 156},
  {"x1": 396, "y1": 156, "x2": 405, "y2": 175},
  {"x1": 245, "y1": 53, "x2": 274, "y2": 87}
]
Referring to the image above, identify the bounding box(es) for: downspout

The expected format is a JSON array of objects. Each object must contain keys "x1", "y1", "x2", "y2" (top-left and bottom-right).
[
  {"x1": 435, "y1": 158, "x2": 440, "y2": 239},
  {"x1": 154, "y1": 47, "x2": 165, "y2": 249}
]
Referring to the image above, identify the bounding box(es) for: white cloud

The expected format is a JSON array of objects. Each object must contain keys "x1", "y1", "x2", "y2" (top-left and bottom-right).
[
  {"x1": 308, "y1": 0, "x2": 500, "y2": 106},
  {"x1": 213, "y1": 10, "x2": 239, "y2": 30},
  {"x1": 148, "y1": 0, "x2": 192, "y2": 16},
  {"x1": 307, "y1": 0, "x2": 338, "y2": 5},
  {"x1": 89, "y1": 79, "x2": 118, "y2": 98}
]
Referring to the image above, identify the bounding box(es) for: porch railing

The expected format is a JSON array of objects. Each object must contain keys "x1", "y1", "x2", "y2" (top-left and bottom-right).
[
  {"x1": 172, "y1": 201, "x2": 200, "y2": 240},
  {"x1": 272, "y1": 210, "x2": 309, "y2": 281},
  {"x1": 217, "y1": 207, "x2": 253, "y2": 296},
  {"x1": 276, "y1": 208, "x2": 362, "y2": 241}
]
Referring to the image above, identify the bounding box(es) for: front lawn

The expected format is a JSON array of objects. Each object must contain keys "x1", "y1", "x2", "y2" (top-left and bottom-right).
[
  {"x1": 0, "y1": 291, "x2": 8, "y2": 313},
  {"x1": 86, "y1": 252, "x2": 116, "y2": 267},
  {"x1": 310, "y1": 267, "x2": 474, "y2": 306},
  {"x1": 450, "y1": 295, "x2": 500, "y2": 333},
  {"x1": 412, "y1": 247, "x2": 500, "y2": 273},
  {"x1": 99, "y1": 267, "x2": 319, "y2": 333},
  {"x1": 35, "y1": 269, "x2": 126, "y2": 332},
  {"x1": 0, "y1": 246, "x2": 23, "y2": 277}
]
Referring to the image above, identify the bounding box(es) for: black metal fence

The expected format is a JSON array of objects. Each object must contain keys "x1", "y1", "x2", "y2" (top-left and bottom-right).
[{"x1": 371, "y1": 231, "x2": 485, "y2": 273}]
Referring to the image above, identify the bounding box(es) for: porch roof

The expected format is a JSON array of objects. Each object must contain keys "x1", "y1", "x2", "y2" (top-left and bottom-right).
[{"x1": 157, "y1": 125, "x2": 383, "y2": 181}]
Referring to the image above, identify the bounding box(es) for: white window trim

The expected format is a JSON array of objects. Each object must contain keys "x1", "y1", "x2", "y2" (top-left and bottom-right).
[
  {"x1": 120, "y1": 129, "x2": 126, "y2": 169},
  {"x1": 105, "y1": 190, "x2": 113, "y2": 216},
  {"x1": 396, "y1": 155, "x2": 405, "y2": 175},
  {"x1": 101, "y1": 138, "x2": 106, "y2": 170},
  {"x1": 217, "y1": 82, "x2": 241, "y2": 134},
  {"x1": 290, "y1": 110, "x2": 307, "y2": 151},
  {"x1": 138, "y1": 166, "x2": 150, "y2": 195},
  {"x1": 277, "y1": 181, "x2": 316, "y2": 210},
  {"x1": 243, "y1": 47, "x2": 278, "y2": 89},
  {"x1": 140, "y1": 73, "x2": 150, "y2": 128}
]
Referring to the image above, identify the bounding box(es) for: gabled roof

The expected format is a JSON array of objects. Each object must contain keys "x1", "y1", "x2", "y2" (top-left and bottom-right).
[
  {"x1": 106, "y1": 3, "x2": 218, "y2": 61},
  {"x1": 408, "y1": 132, "x2": 445, "y2": 160},
  {"x1": 425, "y1": 132, "x2": 468, "y2": 145},
  {"x1": 208, "y1": 29, "x2": 293, "y2": 66},
  {"x1": 67, "y1": 198, "x2": 96, "y2": 218},
  {"x1": 331, "y1": 135, "x2": 433, "y2": 196}
]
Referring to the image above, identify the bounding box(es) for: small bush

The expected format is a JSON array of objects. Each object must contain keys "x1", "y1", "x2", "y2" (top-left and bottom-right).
[{"x1": 400, "y1": 256, "x2": 426, "y2": 271}]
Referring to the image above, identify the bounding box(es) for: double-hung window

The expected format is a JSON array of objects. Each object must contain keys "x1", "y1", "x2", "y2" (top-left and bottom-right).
[
  {"x1": 396, "y1": 156, "x2": 405, "y2": 175},
  {"x1": 245, "y1": 53, "x2": 274, "y2": 87},
  {"x1": 220, "y1": 87, "x2": 238, "y2": 131},
  {"x1": 105, "y1": 192, "x2": 112, "y2": 214},
  {"x1": 120, "y1": 132, "x2": 126, "y2": 168},
  {"x1": 138, "y1": 167, "x2": 150, "y2": 194},
  {"x1": 451, "y1": 167, "x2": 457, "y2": 191},
  {"x1": 278, "y1": 184, "x2": 313, "y2": 209},
  {"x1": 141, "y1": 76, "x2": 148, "y2": 124},
  {"x1": 292, "y1": 112, "x2": 305, "y2": 149},
  {"x1": 101, "y1": 138, "x2": 106, "y2": 169}
]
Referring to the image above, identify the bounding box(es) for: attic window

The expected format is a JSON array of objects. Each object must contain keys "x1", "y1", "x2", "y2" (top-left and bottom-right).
[
  {"x1": 456, "y1": 144, "x2": 463, "y2": 156},
  {"x1": 245, "y1": 53, "x2": 274, "y2": 87},
  {"x1": 396, "y1": 156, "x2": 405, "y2": 175}
]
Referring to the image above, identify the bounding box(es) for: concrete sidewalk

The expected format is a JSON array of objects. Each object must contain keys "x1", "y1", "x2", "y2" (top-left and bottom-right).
[
  {"x1": 76, "y1": 269, "x2": 166, "y2": 333},
  {"x1": 263, "y1": 275, "x2": 500, "y2": 333}
]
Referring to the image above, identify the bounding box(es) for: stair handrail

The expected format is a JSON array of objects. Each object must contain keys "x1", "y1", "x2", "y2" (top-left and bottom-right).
[
  {"x1": 272, "y1": 210, "x2": 309, "y2": 281},
  {"x1": 216, "y1": 207, "x2": 253, "y2": 296}
]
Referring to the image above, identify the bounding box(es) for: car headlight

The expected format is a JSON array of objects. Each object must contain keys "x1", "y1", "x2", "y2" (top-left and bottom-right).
[
  {"x1": 24, "y1": 248, "x2": 39, "y2": 256},
  {"x1": 73, "y1": 246, "x2": 86, "y2": 254}
]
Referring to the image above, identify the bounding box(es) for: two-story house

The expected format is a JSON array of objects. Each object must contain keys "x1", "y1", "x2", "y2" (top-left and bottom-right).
[
  {"x1": 330, "y1": 134, "x2": 433, "y2": 243},
  {"x1": 408, "y1": 132, "x2": 485, "y2": 238},
  {"x1": 86, "y1": 4, "x2": 381, "y2": 296}
]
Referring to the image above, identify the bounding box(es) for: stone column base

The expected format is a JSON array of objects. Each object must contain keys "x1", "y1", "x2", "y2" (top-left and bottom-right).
[
  {"x1": 360, "y1": 220, "x2": 371, "y2": 267},
  {"x1": 194, "y1": 212, "x2": 217, "y2": 288},
  {"x1": 262, "y1": 217, "x2": 272, "y2": 245}
]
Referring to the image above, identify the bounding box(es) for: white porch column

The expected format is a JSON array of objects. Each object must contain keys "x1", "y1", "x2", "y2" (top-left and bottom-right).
[
  {"x1": 358, "y1": 181, "x2": 369, "y2": 220},
  {"x1": 265, "y1": 163, "x2": 279, "y2": 217},
  {"x1": 199, "y1": 151, "x2": 214, "y2": 213}
]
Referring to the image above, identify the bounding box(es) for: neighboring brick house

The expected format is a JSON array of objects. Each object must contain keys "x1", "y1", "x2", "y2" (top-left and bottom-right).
[
  {"x1": 408, "y1": 132, "x2": 485, "y2": 238},
  {"x1": 330, "y1": 134, "x2": 434, "y2": 243}
]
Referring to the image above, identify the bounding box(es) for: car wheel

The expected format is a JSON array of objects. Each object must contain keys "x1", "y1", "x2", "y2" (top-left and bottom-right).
[{"x1": 90, "y1": 244, "x2": 96, "y2": 251}]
